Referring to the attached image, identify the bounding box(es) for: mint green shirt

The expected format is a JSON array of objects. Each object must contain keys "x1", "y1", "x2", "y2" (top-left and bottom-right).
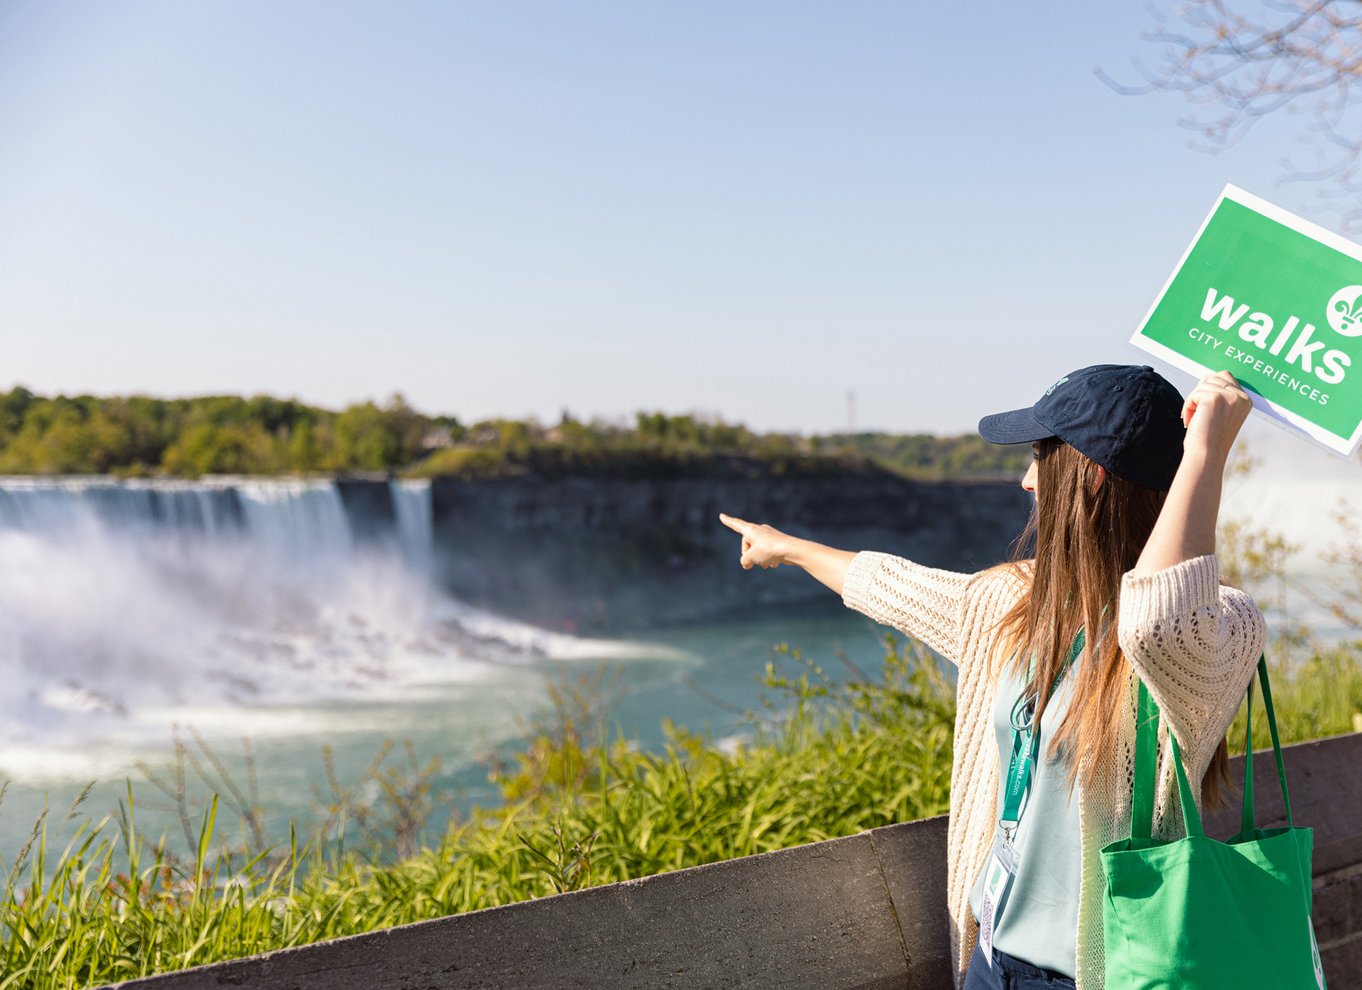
[{"x1": 967, "y1": 658, "x2": 1083, "y2": 978}]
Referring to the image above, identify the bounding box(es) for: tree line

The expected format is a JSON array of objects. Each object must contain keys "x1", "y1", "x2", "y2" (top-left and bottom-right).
[{"x1": 0, "y1": 385, "x2": 1028, "y2": 480}]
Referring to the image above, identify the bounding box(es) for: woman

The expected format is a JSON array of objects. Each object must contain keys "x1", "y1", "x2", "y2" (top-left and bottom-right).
[{"x1": 719, "y1": 364, "x2": 1266, "y2": 990}]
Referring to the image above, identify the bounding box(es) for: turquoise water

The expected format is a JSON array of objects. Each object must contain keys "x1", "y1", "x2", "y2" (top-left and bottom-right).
[{"x1": 0, "y1": 600, "x2": 898, "y2": 864}]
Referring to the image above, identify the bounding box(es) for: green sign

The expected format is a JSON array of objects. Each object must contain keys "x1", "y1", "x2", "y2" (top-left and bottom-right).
[{"x1": 1133, "y1": 184, "x2": 1362, "y2": 457}]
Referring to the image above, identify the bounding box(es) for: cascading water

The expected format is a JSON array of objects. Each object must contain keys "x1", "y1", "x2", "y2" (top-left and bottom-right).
[
  {"x1": 390, "y1": 480, "x2": 435, "y2": 573},
  {"x1": 0, "y1": 475, "x2": 630, "y2": 781}
]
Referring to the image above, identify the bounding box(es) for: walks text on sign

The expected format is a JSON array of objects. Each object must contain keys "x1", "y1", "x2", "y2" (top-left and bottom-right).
[{"x1": 1132, "y1": 184, "x2": 1362, "y2": 457}]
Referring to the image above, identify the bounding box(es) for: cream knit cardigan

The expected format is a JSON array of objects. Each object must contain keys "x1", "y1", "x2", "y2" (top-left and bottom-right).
[{"x1": 841, "y1": 550, "x2": 1266, "y2": 990}]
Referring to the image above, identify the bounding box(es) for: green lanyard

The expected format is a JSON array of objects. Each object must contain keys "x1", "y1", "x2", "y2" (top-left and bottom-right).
[{"x1": 999, "y1": 629, "x2": 1085, "y2": 841}]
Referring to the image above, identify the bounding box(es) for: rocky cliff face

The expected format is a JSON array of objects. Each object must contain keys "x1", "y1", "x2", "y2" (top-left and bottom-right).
[{"x1": 429, "y1": 472, "x2": 1032, "y2": 633}]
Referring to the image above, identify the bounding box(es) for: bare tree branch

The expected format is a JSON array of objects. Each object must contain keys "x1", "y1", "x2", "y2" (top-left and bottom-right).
[{"x1": 1101, "y1": 1, "x2": 1362, "y2": 229}]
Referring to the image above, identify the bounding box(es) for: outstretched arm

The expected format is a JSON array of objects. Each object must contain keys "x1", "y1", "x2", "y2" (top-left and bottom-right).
[
  {"x1": 717, "y1": 513, "x2": 856, "y2": 595},
  {"x1": 1130, "y1": 370, "x2": 1252, "y2": 576},
  {"x1": 717, "y1": 512, "x2": 982, "y2": 665}
]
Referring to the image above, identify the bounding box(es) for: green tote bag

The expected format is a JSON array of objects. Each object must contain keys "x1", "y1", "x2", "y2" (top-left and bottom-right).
[{"x1": 1099, "y1": 656, "x2": 1326, "y2": 990}]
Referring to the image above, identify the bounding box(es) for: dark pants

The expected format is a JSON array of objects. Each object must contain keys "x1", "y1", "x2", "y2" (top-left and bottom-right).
[{"x1": 962, "y1": 940, "x2": 1078, "y2": 990}]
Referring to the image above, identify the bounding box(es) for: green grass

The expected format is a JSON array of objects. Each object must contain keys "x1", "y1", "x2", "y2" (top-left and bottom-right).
[
  {"x1": 0, "y1": 636, "x2": 955, "y2": 989},
  {"x1": 1, "y1": 633, "x2": 1357, "y2": 990},
  {"x1": 1227, "y1": 642, "x2": 1362, "y2": 754}
]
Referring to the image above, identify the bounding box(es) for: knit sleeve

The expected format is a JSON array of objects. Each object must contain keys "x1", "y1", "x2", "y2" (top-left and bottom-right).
[
  {"x1": 1117, "y1": 554, "x2": 1267, "y2": 763},
  {"x1": 841, "y1": 550, "x2": 975, "y2": 665}
]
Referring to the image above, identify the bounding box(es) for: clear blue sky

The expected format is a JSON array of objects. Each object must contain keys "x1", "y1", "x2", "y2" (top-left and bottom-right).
[{"x1": 0, "y1": 1, "x2": 1329, "y2": 433}]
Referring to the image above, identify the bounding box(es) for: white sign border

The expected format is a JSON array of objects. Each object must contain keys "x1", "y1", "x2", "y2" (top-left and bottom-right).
[{"x1": 1130, "y1": 183, "x2": 1362, "y2": 459}]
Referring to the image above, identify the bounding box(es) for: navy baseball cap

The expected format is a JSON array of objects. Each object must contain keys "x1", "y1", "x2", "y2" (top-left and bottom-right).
[{"x1": 977, "y1": 364, "x2": 1186, "y2": 491}]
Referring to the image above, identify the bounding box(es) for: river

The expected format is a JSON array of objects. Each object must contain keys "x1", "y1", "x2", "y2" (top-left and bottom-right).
[{"x1": 1, "y1": 418, "x2": 1357, "y2": 863}]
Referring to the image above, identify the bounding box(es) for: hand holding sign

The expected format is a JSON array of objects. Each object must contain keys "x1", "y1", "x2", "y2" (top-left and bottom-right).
[
  {"x1": 1130, "y1": 368, "x2": 1255, "y2": 577},
  {"x1": 1182, "y1": 370, "x2": 1254, "y2": 462}
]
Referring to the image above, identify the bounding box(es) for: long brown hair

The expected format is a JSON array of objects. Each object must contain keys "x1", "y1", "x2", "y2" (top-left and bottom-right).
[{"x1": 995, "y1": 437, "x2": 1230, "y2": 810}]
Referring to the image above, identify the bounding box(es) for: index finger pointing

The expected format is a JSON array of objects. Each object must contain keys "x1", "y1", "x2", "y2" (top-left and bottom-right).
[{"x1": 718, "y1": 513, "x2": 752, "y2": 534}]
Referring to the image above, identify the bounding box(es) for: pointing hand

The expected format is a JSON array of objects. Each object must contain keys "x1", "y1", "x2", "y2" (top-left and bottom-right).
[{"x1": 718, "y1": 513, "x2": 797, "y2": 570}]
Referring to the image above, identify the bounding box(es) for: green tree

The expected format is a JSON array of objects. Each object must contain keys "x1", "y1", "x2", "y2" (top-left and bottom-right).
[
  {"x1": 331, "y1": 394, "x2": 424, "y2": 471},
  {"x1": 162, "y1": 423, "x2": 272, "y2": 477},
  {"x1": 0, "y1": 385, "x2": 35, "y2": 444},
  {"x1": 288, "y1": 419, "x2": 325, "y2": 472}
]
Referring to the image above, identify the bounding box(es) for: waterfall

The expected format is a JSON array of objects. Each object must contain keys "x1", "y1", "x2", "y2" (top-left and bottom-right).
[
  {"x1": 0, "y1": 476, "x2": 243, "y2": 535},
  {"x1": 231, "y1": 479, "x2": 355, "y2": 561},
  {"x1": 0, "y1": 476, "x2": 473, "y2": 769},
  {"x1": 390, "y1": 479, "x2": 434, "y2": 572},
  {"x1": 0, "y1": 474, "x2": 698, "y2": 783}
]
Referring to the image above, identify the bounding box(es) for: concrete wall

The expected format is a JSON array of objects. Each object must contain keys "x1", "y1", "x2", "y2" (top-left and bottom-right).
[{"x1": 104, "y1": 731, "x2": 1362, "y2": 990}]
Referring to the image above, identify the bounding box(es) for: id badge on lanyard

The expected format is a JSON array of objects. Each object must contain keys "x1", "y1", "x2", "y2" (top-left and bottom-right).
[
  {"x1": 978, "y1": 716, "x2": 1036, "y2": 965},
  {"x1": 979, "y1": 630, "x2": 1084, "y2": 968}
]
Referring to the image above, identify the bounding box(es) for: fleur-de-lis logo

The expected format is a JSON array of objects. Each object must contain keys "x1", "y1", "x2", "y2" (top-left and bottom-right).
[
  {"x1": 1334, "y1": 295, "x2": 1362, "y2": 329},
  {"x1": 1326, "y1": 285, "x2": 1362, "y2": 337}
]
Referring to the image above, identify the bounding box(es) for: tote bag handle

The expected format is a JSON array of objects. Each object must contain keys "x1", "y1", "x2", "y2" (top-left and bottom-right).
[
  {"x1": 1132, "y1": 655, "x2": 1290, "y2": 842},
  {"x1": 1239, "y1": 654, "x2": 1294, "y2": 833}
]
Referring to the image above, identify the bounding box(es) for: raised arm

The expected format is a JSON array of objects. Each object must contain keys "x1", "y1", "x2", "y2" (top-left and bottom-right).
[
  {"x1": 1120, "y1": 369, "x2": 1265, "y2": 773},
  {"x1": 1130, "y1": 369, "x2": 1251, "y2": 575}
]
